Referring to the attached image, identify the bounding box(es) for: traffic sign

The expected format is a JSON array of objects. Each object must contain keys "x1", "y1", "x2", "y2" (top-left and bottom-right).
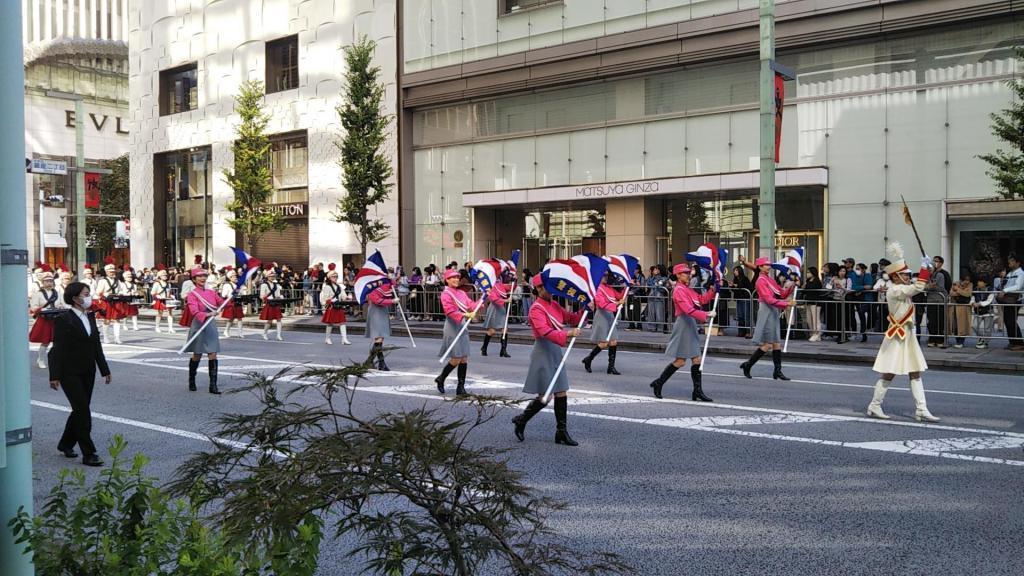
[{"x1": 29, "y1": 158, "x2": 68, "y2": 175}]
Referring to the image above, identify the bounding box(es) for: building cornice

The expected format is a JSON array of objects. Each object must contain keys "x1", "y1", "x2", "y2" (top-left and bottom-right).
[{"x1": 401, "y1": 0, "x2": 1017, "y2": 108}]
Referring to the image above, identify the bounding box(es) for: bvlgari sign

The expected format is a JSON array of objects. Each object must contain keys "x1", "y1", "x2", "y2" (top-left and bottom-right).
[{"x1": 65, "y1": 110, "x2": 129, "y2": 134}]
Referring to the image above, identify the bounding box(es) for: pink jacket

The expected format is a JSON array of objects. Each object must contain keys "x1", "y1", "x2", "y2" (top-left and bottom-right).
[
  {"x1": 486, "y1": 282, "x2": 514, "y2": 306},
  {"x1": 756, "y1": 274, "x2": 793, "y2": 310},
  {"x1": 186, "y1": 286, "x2": 225, "y2": 324},
  {"x1": 673, "y1": 284, "x2": 715, "y2": 322},
  {"x1": 529, "y1": 298, "x2": 584, "y2": 347},
  {"x1": 367, "y1": 285, "x2": 395, "y2": 307},
  {"x1": 441, "y1": 286, "x2": 479, "y2": 323},
  {"x1": 595, "y1": 284, "x2": 625, "y2": 313}
]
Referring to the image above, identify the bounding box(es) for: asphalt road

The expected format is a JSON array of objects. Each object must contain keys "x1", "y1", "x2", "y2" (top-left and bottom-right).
[{"x1": 26, "y1": 325, "x2": 1024, "y2": 575}]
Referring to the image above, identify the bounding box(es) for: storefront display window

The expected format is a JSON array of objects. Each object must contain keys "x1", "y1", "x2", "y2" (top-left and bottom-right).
[{"x1": 155, "y1": 147, "x2": 212, "y2": 267}]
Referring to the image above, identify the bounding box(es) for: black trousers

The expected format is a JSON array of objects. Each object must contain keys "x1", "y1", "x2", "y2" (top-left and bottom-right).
[
  {"x1": 926, "y1": 301, "x2": 946, "y2": 344},
  {"x1": 57, "y1": 370, "x2": 97, "y2": 456},
  {"x1": 1005, "y1": 303, "x2": 1023, "y2": 345}
]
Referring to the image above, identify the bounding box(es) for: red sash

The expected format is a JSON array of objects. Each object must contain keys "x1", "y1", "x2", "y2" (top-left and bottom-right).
[{"x1": 885, "y1": 305, "x2": 915, "y2": 340}]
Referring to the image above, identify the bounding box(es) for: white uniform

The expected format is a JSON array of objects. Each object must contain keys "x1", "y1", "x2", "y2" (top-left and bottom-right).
[{"x1": 872, "y1": 274, "x2": 927, "y2": 375}]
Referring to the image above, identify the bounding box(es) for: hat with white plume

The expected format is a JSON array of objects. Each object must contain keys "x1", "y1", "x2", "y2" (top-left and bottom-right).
[{"x1": 884, "y1": 242, "x2": 908, "y2": 275}]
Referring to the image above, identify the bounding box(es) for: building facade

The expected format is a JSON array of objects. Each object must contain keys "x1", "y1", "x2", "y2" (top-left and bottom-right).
[
  {"x1": 398, "y1": 0, "x2": 1024, "y2": 278},
  {"x1": 128, "y1": 0, "x2": 399, "y2": 270},
  {"x1": 23, "y1": 0, "x2": 130, "y2": 270}
]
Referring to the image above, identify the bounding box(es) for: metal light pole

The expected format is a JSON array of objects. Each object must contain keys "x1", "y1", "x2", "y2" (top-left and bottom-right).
[
  {"x1": 45, "y1": 90, "x2": 85, "y2": 275},
  {"x1": 1, "y1": 0, "x2": 36, "y2": 573},
  {"x1": 758, "y1": 0, "x2": 776, "y2": 259}
]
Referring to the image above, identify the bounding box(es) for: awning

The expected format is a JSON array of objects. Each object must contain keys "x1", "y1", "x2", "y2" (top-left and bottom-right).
[{"x1": 44, "y1": 233, "x2": 67, "y2": 248}]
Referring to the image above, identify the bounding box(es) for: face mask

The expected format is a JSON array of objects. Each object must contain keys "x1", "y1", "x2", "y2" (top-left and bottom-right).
[{"x1": 80, "y1": 296, "x2": 93, "y2": 309}]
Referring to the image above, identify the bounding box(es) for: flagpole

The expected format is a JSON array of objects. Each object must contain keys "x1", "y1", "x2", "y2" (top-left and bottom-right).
[
  {"x1": 699, "y1": 292, "x2": 720, "y2": 372},
  {"x1": 392, "y1": 287, "x2": 416, "y2": 348},
  {"x1": 178, "y1": 297, "x2": 233, "y2": 354},
  {"x1": 604, "y1": 286, "x2": 629, "y2": 341},
  {"x1": 542, "y1": 310, "x2": 589, "y2": 404},
  {"x1": 783, "y1": 286, "x2": 798, "y2": 352},
  {"x1": 439, "y1": 299, "x2": 485, "y2": 363},
  {"x1": 500, "y1": 290, "x2": 514, "y2": 339}
]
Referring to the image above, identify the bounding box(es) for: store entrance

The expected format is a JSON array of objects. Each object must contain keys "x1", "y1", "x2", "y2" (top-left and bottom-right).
[{"x1": 521, "y1": 209, "x2": 605, "y2": 271}]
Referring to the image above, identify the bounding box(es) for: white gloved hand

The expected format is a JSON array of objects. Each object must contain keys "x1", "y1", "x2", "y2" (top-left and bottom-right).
[
  {"x1": 705, "y1": 311, "x2": 717, "y2": 320},
  {"x1": 921, "y1": 256, "x2": 933, "y2": 270}
]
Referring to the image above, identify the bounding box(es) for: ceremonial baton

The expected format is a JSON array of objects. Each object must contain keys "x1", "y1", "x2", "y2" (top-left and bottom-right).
[
  {"x1": 783, "y1": 287, "x2": 798, "y2": 353},
  {"x1": 699, "y1": 292, "x2": 720, "y2": 372},
  {"x1": 177, "y1": 296, "x2": 233, "y2": 355},
  {"x1": 542, "y1": 310, "x2": 589, "y2": 404},
  {"x1": 438, "y1": 298, "x2": 485, "y2": 363},
  {"x1": 604, "y1": 285, "x2": 630, "y2": 342},
  {"x1": 900, "y1": 194, "x2": 928, "y2": 259},
  {"x1": 392, "y1": 287, "x2": 416, "y2": 348}
]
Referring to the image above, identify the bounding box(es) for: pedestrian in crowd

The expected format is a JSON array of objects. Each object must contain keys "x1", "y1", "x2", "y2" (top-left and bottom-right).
[
  {"x1": 825, "y1": 264, "x2": 850, "y2": 343},
  {"x1": 740, "y1": 256, "x2": 796, "y2": 380},
  {"x1": 649, "y1": 263, "x2": 716, "y2": 401},
  {"x1": 997, "y1": 252, "x2": 1023, "y2": 350},
  {"x1": 183, "y1": 266, "x2": 224, "y2": 395},
  {"x1": 947, "y1": 273, "x2": 973, "y2": 349},
  {"x1": 220, "y1": 268, "x2": 246, "y2": 338},
  {"x1": 925, "y1": 255, "x2": 951, "y2": 348},
  {"x1": 853, "y1": 262, "x2": 875, "y2": 342},
  {"x1": 581, "y1": 272, "x2": 626, "y2": 375},
  {"x1": 625, "y1": 265, "x2": 646, "y2": 331},
  {"x1": 971, "y1": 278, "x2": 995, "y2": 349},
  {"x1": 732, "y1": 265, "x2": 753, "y2": 338},
  {"x1": 873, "y1": 260, "x2": 891, "y2": 332},
  {"x1": 321, "y1": 264, "x2": 352, "y2": 345},
  {"x1": 312, "y1": 262, "x2": 325, "y2": 315},
  {"x1": 408, "y1": 266, "x2": 423, "y2": 320},
  {"x1": 645, "y1": 265, "x2": 669, "y2": 332},
  {"x1": 992, "y1": 269, "x2": 1007, "y2": 333},
  {"x1": 436, "y1": 269, "x2": 480, "y2": 396},
  {"x1": 803, "y1": 266, "x2": 823, "y2": 342},
  {"x1": 423, "y1": 264, "x2": 442, "y2": 320},
  {"x1": 48, "y1": 281, "x2": 112, "y2": 466},
  {"x1": 512, "y1": 275, "x2": 585, "y2": 447},
  {"x1": 29, "y1": 270, "x2": 61, "y2": 369},
  {"x1": 866, "y1": 244, "x2": 939, "y2": 422},
  {"x1": 520, "y1": 268, "x2": 535, "y2": 315}
]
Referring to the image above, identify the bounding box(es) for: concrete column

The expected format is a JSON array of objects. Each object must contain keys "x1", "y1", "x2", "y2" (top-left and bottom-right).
[
  {"x1": 605, "y1": 197, "x2": 663, "y2": 268},
  {"x1": 671, "y1": 198, "x2": 690, "y2": 266},
  {"x1": 471, "y1": 208, "x2": 524, "y2": 261}
]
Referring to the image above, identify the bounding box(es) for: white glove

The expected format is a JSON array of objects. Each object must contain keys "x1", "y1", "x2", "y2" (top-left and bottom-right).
[
  {"x1": 705, "y1": 311, "x2": 717, "y2": 320},
  {"x1": 921, "y1": 256, "x2": 933, "y2": 270}
]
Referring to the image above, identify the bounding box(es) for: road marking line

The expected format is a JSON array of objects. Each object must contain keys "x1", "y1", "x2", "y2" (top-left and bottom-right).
[
  {"x1": 647, "y1": 414, "x2": 845, "y2": 428},
  {"x1": 847, "y1": 436, "x2": 1024, "y2": 453}
]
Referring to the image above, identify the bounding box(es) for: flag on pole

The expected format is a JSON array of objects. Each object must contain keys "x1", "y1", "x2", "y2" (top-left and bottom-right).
[
  {"x1": 354, "y1": 250, "x2": 393, "y2": 305},
  {"x1": 716, "y1": 247, "x2": 729, "y2": 285},
  {"x1": 471, "y1": 258, "x2": 505, "y2": 297},
  {"x1": 230, "y1": 246, "x2": 262, "y2": 291},
  {"x1": 505, "y1": 249, "x2": 521, "y2": 274},
  {"x1": 540, "y1": 254, "x2": 609, "y2": 306},
  {"x1": 686, "y1": 243, "x2": 720, "y2": 271},
  {"x1": 772, "y1": 247, "x2": 804, "y2": 280},
  {"x1": 605, "y1": 254, "x2": 639, "y2": 285}
]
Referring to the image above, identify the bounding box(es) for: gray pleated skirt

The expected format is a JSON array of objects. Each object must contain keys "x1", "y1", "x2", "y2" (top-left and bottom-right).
[
  {"x1": 365, "y1": 303, "x2": 391, "y2": 339},
  {"x1": 184, "y1": 317, "x2": 220, "y2": 355},
  {"x1": 522, "y1": 337, "x2": 569, "y2": 395},
  {"x1": 665, "y1": 314, "x2": 701, "y2": 359},
  {"x1": 439, "y1": 317, "x2": 471, "y2": 358},
  {"x1": 482, "y1": 301, "x2": 505, "y2": 330},
  {"x1": 590, "y1": 308, "x2": 617, "y2": 343},
  {"x1": 752, "y1": 304, "x2": 781, "y2": 345}
]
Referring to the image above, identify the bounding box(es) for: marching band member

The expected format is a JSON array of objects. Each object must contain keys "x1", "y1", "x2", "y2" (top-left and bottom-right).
[
  {"x1": 150, "y1": 265, "x2": 176, "y2": 333},
  {"x1": 436, "y1": 269, "x2": 480, "y2": 396},
  {"x1": 581, "y1": 272, "x2": 627, "y2": 375},
  {"x1": 56, "y1": 266, "x2": 73, "y2": 301},
  {"x1": 119, "y1": 266, "x2": 142, "y2": 331},
  {"x1": 28, "y1": 262, "x2": 47, "y2": 300},
  {"x1": 321, "y1": 264, "x2": 351, "y2": 345},
  {"x1": 94, "y1": 258, "x2": 125, "y2": 344},
  {"x1": 480, "y1": 270, "x2": 514, "y2": 358},
  {"x1": 740, "y1": 256, "x2": 796, "y2": 381},
  {"x1": 183, "y1": 266, "x2": 225, "y2": 395},
  {"x1": 220, "y1": 268, "x2": 245, "y2": 339},
  {"x1": 29, "y1": 271, "x2": 62, "y2": 369},
  {"x1": 512, "y1": 275, "x2": 585, "y2": 447},
  {"x1": 364, "y1": 283, "x2": 395, "y2": 371},
  {"x1": 866, "y1": 243, "x2": 940, "y2": 422},
  {"x1": 649, "y1": 263, "x2": 716, "y2": 401},
  {"x1": 259, "y1": 267, "x2": 285, "y2": 341}
]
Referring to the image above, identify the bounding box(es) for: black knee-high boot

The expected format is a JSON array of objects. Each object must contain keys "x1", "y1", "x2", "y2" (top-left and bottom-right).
[
  {"x1": 606, "y1": 345, "x2": 621, "y2": 375},
  {"x1": 513, "y1": 398, "x2": 546, "y2": 441},
  {"x1": 376, "y1": 345, "x2": 389, "y2": 371},
  {"x1": 188, "y1": 358, "x2": 200, "y2": 391},
  {"x1": 691, "y1": 364, "x2": 711, "y2": 402},
  {"x1": 553, "y1": 396, "x2": 578, "y2": 446},
  {"x1": 650, "y1": 363, "x2": 679, "y2": 399},
  {"x1": 208, "y1": 359, "x2": 220, "y2": 395},
  {"x1": 481, "y1": 334, "x2": 491, "y2": 356},
  {"x1": 772, "y1": 350, "x2": 790, "y2": 381},
  {"x1": 365, "y1": 342, "x2": 380, "y2": 367},
  {"x1": 499, "y1": 335, "x2": 511, "y2": 358},
  {"x1": 456, "y1": 363, "x2": 468, "y2": 396},
  {"x1": 435, "y1": 362, "x2": 456, "y2": 393},
  {"x1": 582, "y1": 345, "x2": 602, "y2": 373},
  {"x1": 741, "y1": 348, "x2": 765, "y2": 379}
]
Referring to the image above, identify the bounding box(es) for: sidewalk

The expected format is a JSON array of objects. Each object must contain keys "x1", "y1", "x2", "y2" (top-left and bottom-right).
[{"x1": 133, "y1": 309, "x2": 1024, "y2": 373}]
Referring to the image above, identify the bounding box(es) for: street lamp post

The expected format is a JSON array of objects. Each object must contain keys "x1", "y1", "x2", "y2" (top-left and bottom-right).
[
  {"x1": 758, "y1": 0, "x2": 776, "y2": 259},
  {"x1": 45, "y1": 90, "x2": 85, "y2": 275}
]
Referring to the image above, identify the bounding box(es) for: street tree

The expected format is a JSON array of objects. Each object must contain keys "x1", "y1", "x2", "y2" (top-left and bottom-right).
[
  {"x1": 87, "y1": 153, "x2": 129, "y2": 258},
  {"x1": 224, "y1": 79, "x2": 286, "y2": 254},
  {"x1": 334, "y1": 37, "x2": 393, "y2": 259},
  {"x1": 979, "y1": 48, "x2": 1024, "y2": 199}
]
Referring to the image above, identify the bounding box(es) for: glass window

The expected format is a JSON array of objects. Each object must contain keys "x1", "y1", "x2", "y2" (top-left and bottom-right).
[
  {"x1": 266, "y1": 35, "x2": 299, "y2": 94},
  {"x1": 155, "y1": 147, "x2": 212, "y2": 266},
  {"x1": 501, "y1": 0, "x2": 562, "y2": 16},
  {"x1": 159, "y1": 63, "x2": 198, "y2": 116},
  {"x1": 269, "y1": 131, "x2": 308, "y2": 191}
]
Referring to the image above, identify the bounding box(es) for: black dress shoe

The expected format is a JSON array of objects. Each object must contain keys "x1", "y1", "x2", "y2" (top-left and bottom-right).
[
  {"x1": 59, "y1": 448, "x2": 78, "y2": 458},
  {"x1": 82, "y1": 454, "x2": 104, "y2": 467}
]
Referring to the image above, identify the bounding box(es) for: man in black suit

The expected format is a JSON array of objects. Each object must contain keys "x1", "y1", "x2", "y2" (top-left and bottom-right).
[{"x1": 48, "y1": 281, "x2": 112, "y2": 467}]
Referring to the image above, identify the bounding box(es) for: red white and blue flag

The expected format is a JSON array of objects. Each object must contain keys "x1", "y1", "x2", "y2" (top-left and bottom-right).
[
  {"x1": 230, "y1": 246, "x2": 262, "y2": 291},
  {"x1": 686, "y1": 243, "x2": 720, "y2": 271},
  {"x1": 354, "y1": 250, "x2": 393, "y2": 305},
  {"x1": 772, "y1": 247, "x2": 804, "y2": 279},
  {"x1": 540, "y1": 253, "x2": 609, "y2": 306},
  {"x1": 472, "y1": 258, "x2": 505, "y2": 298},
  {"x1": 605, "y1": 254, "x2": 639, "y2": 285},
  {"x1": 503, "y1": 249, "x2": 521, "y2": 276},
  {"x1": 716, "y1": 247, "x2": 729, "y2": 285}
]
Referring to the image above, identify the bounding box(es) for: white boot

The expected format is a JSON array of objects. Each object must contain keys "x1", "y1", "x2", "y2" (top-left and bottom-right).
[
  {"x1": 866, "y1": 379, "x2": 891, "y2": 419},
  {"x1": 325, "y1": 326, "x2": 333, "y2": 345},
  {"x1": 131, "y1": 316, "x2": 139, "y2": 331},
  {"x1": 155, "y1": 316, "x2": 163, "y2": 333},
  {"x1": 36, "y1": 344, "x2": 48, "y2": 369},
  {"x1": 341, "y1": 325, "x2": 351, "y2": 345},
  {"x1": 101, "y1": 322, "x2": 110, "y2": 344},
  {"x1": 236, "y1": 320, "x2": 243, "y2": 339},
  {"x1": 276, "y1": 322, "x2": 283, "y2": 341},
  {"x1": 113, "y1": 321, "x2": 122, "y2": 344},
  {"x1": 910, "y1": 378, "x2": 940, "y2": 422},
  {"x1": 262, "y1": 324, "x2": 269, "y2": 341},
  {"x1": 223, "y1": 323, "x2": 231, "y2": 338},
  {"x1": 167, "y1": 315, "x2": 176, "y2": 334}
]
